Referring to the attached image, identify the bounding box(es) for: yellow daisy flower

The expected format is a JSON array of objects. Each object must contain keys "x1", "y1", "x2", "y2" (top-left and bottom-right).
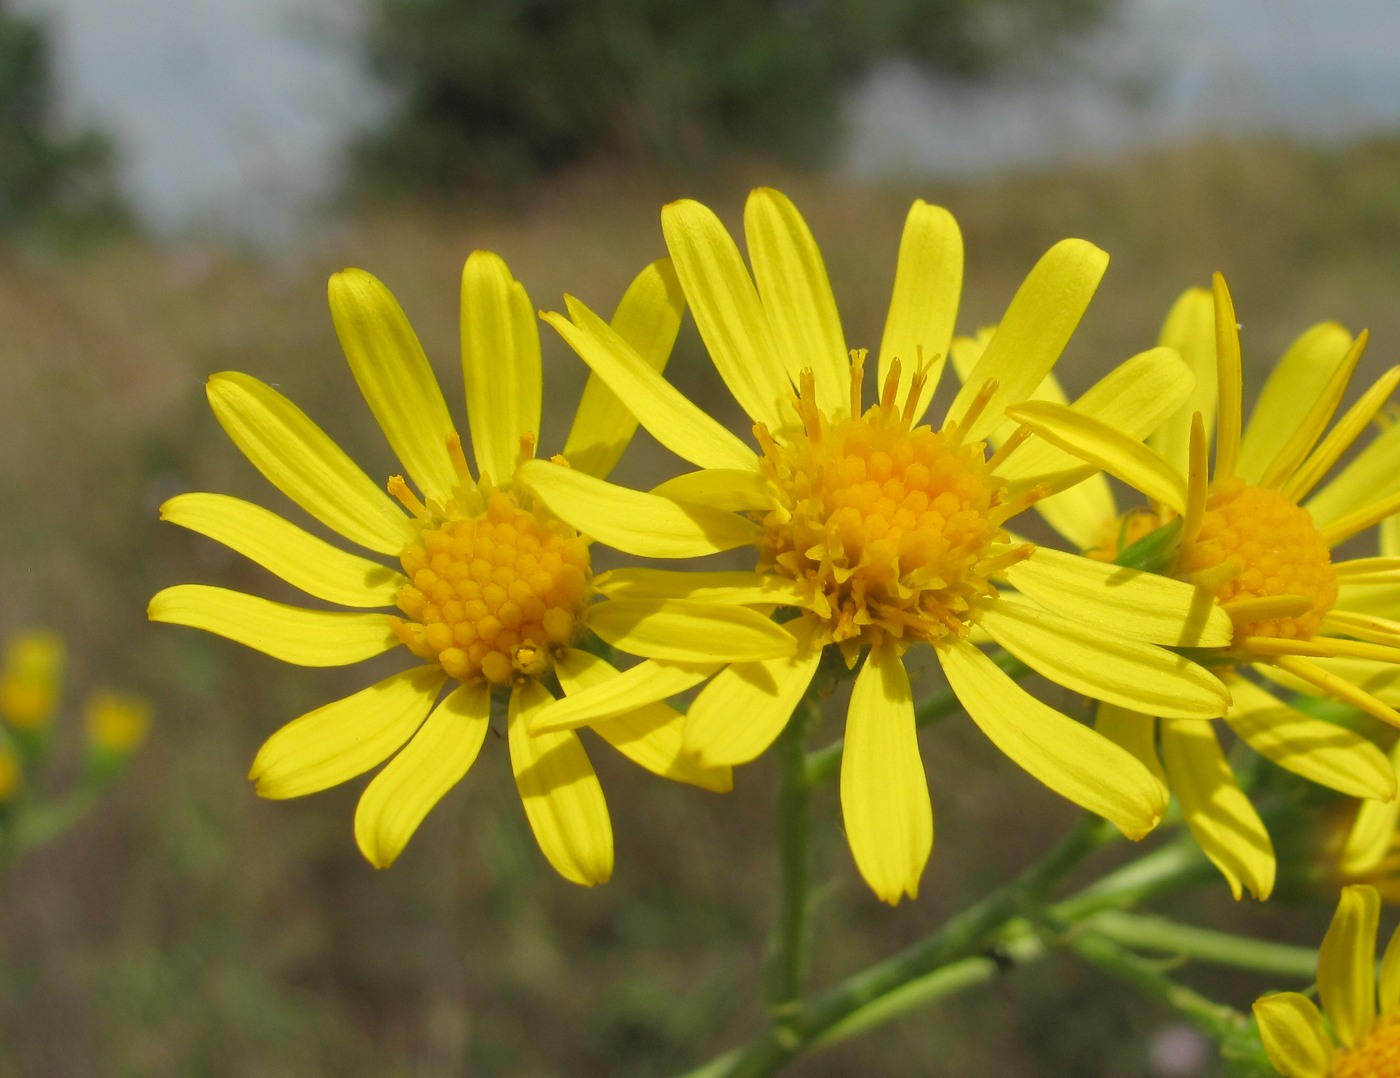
[
  {"x1": 1007, "y1": 276, "x2": 1400, "y2": 901},
  {"x1": 515, "y1": 187, "x2": 1233, "y2": 903},
  {"x1": 1254, "y1": 883, "x2": 1400, "y2": 1076},
  {"x1": 150, "y1": 254, "x2": 798, "y2": 885}
]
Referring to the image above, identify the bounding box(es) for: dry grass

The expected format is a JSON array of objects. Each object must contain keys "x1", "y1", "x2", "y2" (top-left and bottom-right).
[{"x1": 2, "y1": 136, "x2": 1399, "y2": 1076}]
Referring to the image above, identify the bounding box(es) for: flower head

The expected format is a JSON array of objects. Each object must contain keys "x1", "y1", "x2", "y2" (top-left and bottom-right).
[
  {"x1": 1254, "y1": 884, "x2": 1400, "y2": 1076},
  {"x1": 519, "y1": 188, "x2": 1233, "y2": 903},
  {"x1": 0, "y1": 631, "x2": 64, "y2": 732},
  {"x1": 1008, "y1": 277, "x2": 1400, "y2": 900},
  {"x1": 149, "y1": 254, "x2": 794, "y2": 884}
]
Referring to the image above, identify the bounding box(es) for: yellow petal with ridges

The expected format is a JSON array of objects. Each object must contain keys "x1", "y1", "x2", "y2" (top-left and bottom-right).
[
  {"x1": 1252, "y1": 994, "x2": 1332, "y2": 1078},
  {"x1": 684, "y1": 622, "x2": 823, "y2": 767},
  {"x1": 945, "y1": 238, "x2": 1108, "y2": 442},
  {"x1": 1342, "y1": 778, "x2": 1400, "y2": 876},
  {"x1": 661, "y1": 198, "x2": 789, "y2": 430},
  {"x1": 595, "y1": 568, "x2": 809, "y2": 608},
  {"x1": 329, "y1": 268, "x2": 458, "y2": 503},
  {"x1": 1287, "y1": 365, "x2": 1400, "y2": 505},
  {"x1": 1006, "y1": 400, "x2": 1188, "y2": 514},
  {"x1": 977, "y1": 597, "x2": 1227, "y2": 718},
  {"x1": 549, "y1": 299, "x2": 755, "y2": 471},
  {"x1": 1211, "y1": 274, "x2": 1244, "y2": 484},
  {"x1": 161, "y1": 492, "x2": 404, "y2": 608},
  {"x1": 1028, "y1": 478, "x2": 1117, "y2": 553},
  {"x1": 745, "y1": 188, "x2": 849, "y2": 417},
  {"x1": 508, "y1": 679, "x2": 612, "y2": 886},
  {"x1": 555, "y1": 649, "x2": 730, "y2": 792},
  {"x1": 461, "y1": 250, "x2": 540, "y2": 488},
  {"x1": 1319, "y1": 884, "x2": 1379, "y2": 1047},
  {"x1": 1381, "y1": 914, "x2": 1400, "y2": 1014},
  {"x1": 1094, "y1": 704, "x2": 1168, "y2": 805},
  {"x1": 149, "y1": 584, "x2": 398, "y2": 666},
  {"x1": 877, "y1": 200, "x2": 962, "y2": 423},
  {"x1": 206, "y1": 372, "x2": 414, "y2": 555},
  {"x1": 940, "y1": 637, "x2": 1166, "y2": 838},
  {"x1": 1160, "y1": 720, "x2": 1274, "y2": 900},
  {"x1": 1151, "y1": 287, "x2": 1216, "y2": 475},
  {"x1": 1256, "y1": 332, "x2": 1368, "y2": 492},
  {"x1": 517, "y1": 459, "x2": 759, "y2": 557},
  {"x1": 840, "y1": 645, "x2": 931, "y2": 905},
  {"x1": 1003, "y1": 548, "x2": 1230, "y2": 647},
  {"x1": 532, "y1": 658, "x2": 719, "y2": 734},
  {"x1": 1305, "y1": 416, "x2": 1400, "y2": 529},
  {"x1": 353, "y1": 680, "x2": 489, "y2": 867},
  {"x1": 562, "y1": 259, "x2": 685, "y2": 479},
  {"x1": 249, "y1": 665, "x2": 446, "y2": 799},
  {"x1": 650, "y1": 468, "x2": 770, "y2": 511},
  {"x1": 1237, "y1": 321, "x2": 1354, "y2": 484},
  {"x1": 1224, "y1": 676, "x2": 1394, "y2": 799},
  {"x1": 584, "y1": 597, "x2": 796, "y2": 663}
]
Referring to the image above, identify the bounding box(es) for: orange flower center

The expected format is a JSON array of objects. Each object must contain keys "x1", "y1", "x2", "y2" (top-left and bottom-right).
[
  {"x1": 1177, "y1": 477, "x2": 1337, "y2": 641},
  {"x1": 754, "y1": 359, "x2": 1030, "y2": 656},
  {"x1": 390, "y1": 489, "x2": 591, "y2": 685},
  {"x1": 1332, "y1": 1010, "x2": 1400, "y2": 1077}
]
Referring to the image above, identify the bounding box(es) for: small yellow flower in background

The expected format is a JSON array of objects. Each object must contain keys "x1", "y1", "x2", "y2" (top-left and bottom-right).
[
  {"x1": 0, "y1": 739, "x2": 21, "y2": 803},
  {"x1": 149, "y1": 253, "x2": 796, "y2": 885},
  {"x1": 1008, "y1": 276, "x2": 1400, "y2": 902},
  {"x1": 517, "y1": 187, "x2": 1234, "y2": 904},
  {"x1": 84, "y1": 691, "x2": 151, "y2": 756},
  {"x1": 0, "y1": 631, "x2": 64, "y2": 732},
  {"x1": 1254, "y1": 884, "x2": 1400, "y2": 1076}
]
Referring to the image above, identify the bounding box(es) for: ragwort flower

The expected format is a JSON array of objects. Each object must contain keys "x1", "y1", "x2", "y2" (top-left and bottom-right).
[
  {"x1": 516, "y1": 188, "x2": 1232, "y2": 903},
  {"x1": 1254, "y1": 883, "x2": 1400, "y2": 1076},
  {"x1": 150, "y1": 254, "x2": 796, "y2": 884},
  {"x1": 1008, "y1": 276, "x2": 1400, "y2": 900}
]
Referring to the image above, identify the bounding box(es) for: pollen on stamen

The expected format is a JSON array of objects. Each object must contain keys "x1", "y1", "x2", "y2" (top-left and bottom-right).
[
  {"x1": 755, "y1": 358, "x2": 1020, "y2": 655},
  {"x1": 1331, "y1": 1009, "x2": 1400, "y2": 1078}
]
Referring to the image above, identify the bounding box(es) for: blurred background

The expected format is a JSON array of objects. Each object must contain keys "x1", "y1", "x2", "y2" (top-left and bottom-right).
[{"x1": 3, "y1": 0, "x2": 1400, "y2": 1074}]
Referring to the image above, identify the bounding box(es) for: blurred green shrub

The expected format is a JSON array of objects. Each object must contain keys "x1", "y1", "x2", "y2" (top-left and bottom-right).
[
  {"x1": 351, "y1": 0, "x2": 1114, "y2": 197},
  {"x1": 0, "y1": 1, "x2": 127, "y2": 241}
]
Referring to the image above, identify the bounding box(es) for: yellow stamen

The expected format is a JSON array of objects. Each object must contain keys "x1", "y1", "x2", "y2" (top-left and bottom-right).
[
  {"x1": 388, "y1": 476, "x2": 431, "y2": 521},
  {"x1": 446, "y1": 432, "x2": 474, "y2": 489},
  {"x1": 1332, "y1": 1009, "x2": 1400, "y2": 1077}
]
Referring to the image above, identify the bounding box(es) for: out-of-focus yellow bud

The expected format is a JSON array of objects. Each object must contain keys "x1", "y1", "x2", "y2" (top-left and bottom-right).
[
  {"x1": 0, "y1": 632, "x2": 65, "y2": 731},
  {"x1": 0, "y1": 739, "x2": 21, "y2": 803},
  {"x1": 83, "y1": 691, "x2": 151, "y2": 757}
]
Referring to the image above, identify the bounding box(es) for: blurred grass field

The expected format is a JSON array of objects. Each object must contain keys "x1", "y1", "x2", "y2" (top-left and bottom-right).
[{"x1": 3, "y1": 137, "x2": 1400, "y2": 1077}]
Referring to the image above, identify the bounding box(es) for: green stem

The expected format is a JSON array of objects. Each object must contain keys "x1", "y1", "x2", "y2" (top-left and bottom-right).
[
  {"x1": 804, "y1": 651, "x2": 1029, "y2": 785},
  {"x1": 768, "y1": 697, "x2": 816, "y2": 1025},
  {"x1": 1081, "y1": 909, "x2": 1317, "y2": 979}
]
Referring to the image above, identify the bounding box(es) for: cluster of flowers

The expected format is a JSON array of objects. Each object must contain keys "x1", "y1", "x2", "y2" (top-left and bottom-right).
[{"x1": 148, "y1": 190, "x2": 1400, "y2": 1069}]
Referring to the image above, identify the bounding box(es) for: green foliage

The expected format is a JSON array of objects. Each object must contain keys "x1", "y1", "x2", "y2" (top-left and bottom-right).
[
  {"x1": 352, "y1": 0, "x2": 1115, "y2": 197},
  {"x1": 0, "y1": 2, "x2": 127, "y2": 240}
]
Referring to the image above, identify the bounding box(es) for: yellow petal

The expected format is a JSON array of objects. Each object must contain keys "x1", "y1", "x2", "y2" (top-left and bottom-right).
[
  {"x1": 353, "y1": 680, "x2": 490, "y2": 867},
  {"x1": 584, "y1": 597, "x2": 797, "y2": 663},
  {"x1": 1342, "y1": 784, "x2": 1400, "y2": 877},
  {"x1": 650, "y1": 468, "x2": 772, "y2": 511},
  {"x1": 508, "y1": 679, "x2": 612, "y2": 886},
  {"x1": 745, "y1": 188, "x2": 849, "y2": 417},
  {"x1": 977, "y1": 596, "x2": 1228, "y2": 719},
  {"x1": 161, "y1": 492, "x2": 404, "y2": 607},
  {"x1": 516, "y1": 459, "x2": 760, "y2": 557},
  {"x1": 531, "y1": 658, "x2": 719, "y2": 734},
  {"x1": 1381, "y1": 921, "x2": 1400, "y2": 1015},
  {"x1": 1160, "y1": 721, "x2": 1274, "y2": 900},
  {"x1": 1030, "y1": 476, "x2": 1117, "y2": 553},
  {"x1": 206, "y1": 372, "x2": 414, "y2": 555},
  {"x1": 1237, "y1": 321, "x2": 1354, "y2": 484},
  {"x1": 1305, "y1": 414, "x2": 1400, "y2": 529},
  {"x1": 840, "y1": 645, "x2": 932, "y2": 905},
  {"x1": 1224, "y1": 676, "x2": 1395, "y2": 799},
  {"x1": 1006, "y1": 400, "x2": 1187, "y2": 514},
  {"x1": 1318, "y1": 884, "x2": 1379, "y2": 1047},
  {"x1": 1002, "y1": 548, "x2": 1231, "y2": 647},
  {"x1": 461, "y1": 250, "x2": 540, "y2": 487},
  {"x1": 1094, "y1": 703, "x2": 1168, "y2": 802},
  {"x1": 1211, "y1": 273, "x2": 1244, "y2": 484},
  {"x1": 940, "y1": 637, "x2": 1166, "y2": 838},
  {"x1": 684, "y1": 623, "x2": 823, "y2": 767},
  {"x1": 1252, "y1": 993, "x2": 1333, "y2": 1078},
  {"x1": 594, "y1": 568, "x2": 810, "y2": 608},
  {"x1": 249, "y1": 665, "x2": 446, "y2": 798},
  {"x1": 562, "y1": 258, "x2": 686, "y2": 479},
  {"x1": 149, "y1": 584, "x2": 398, "y2": 666},
  {"x1": 945, "y1": 238, "x2": 1108, "y2": 442},
  {"x1": 1151, "y1": 287, "x2": 1216, "y2": 475},
  {"x1": 329, "y1": 268, "x2": 458, "y2": 503},
  {"x1": 661, "y1": 198, "x2": 789, "y2": 430},
  {"x1": 549, "y1": 299, "x2": 756, "y2": 471},
  {"x1": 877, "y1": 200, "x2": 962, "y2": 423},
  {"x1": 554, "y1": 649, "x2": 730, "y2": 792}
]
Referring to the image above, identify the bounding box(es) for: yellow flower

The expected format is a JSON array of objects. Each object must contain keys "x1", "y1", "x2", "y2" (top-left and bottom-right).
[
  {"x1": 516, "y1": 188, "x2": 1233, "y2": 903},
  {"x1": 150, "y1": 254, "x2": 794, "y2": 884},
  {"x1": 0, "y1": 631, "x2": 64, "y2": 731},
  {"x1": 1008, "y1": 277, "x2": 1400, "y2": 901},
  {"x1": 1254, "y1": 884, "x2": 1400, "y2": 1076},
  {"x1": 84, "y1": 691, "x2": 152, "y2": 756}
]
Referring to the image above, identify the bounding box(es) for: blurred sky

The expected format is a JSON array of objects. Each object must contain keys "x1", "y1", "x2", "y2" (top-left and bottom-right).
[{"x1": 21, "y1": 0, "x2": 1400, "y2": 239}]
